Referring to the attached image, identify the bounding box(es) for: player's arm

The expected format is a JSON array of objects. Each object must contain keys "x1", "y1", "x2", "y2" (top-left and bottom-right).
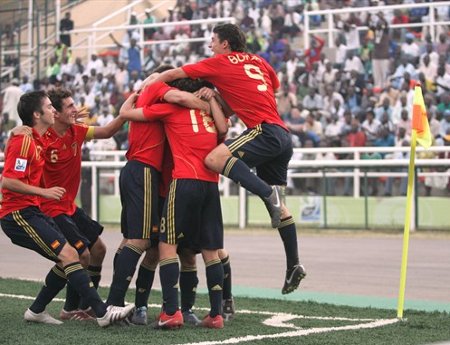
[
  {"x1": 195, "y1": 87, "x2": 234, "y2": 118},
  {"x1": 2, "y1": 177, "x2": 66, "y2": 200},
  {"x1": 163, "y1": 89, "x2": 210, "y2": 112},
  {"x1": 92, "y1": 114, "x2": 127, "y2": 139},
  {"x1": 141, "y1": 68, "x2": 188, "y2": 89},
  {"x1": 209, "y1": 96, "x2": 228, "y2": 138},
  {"x1": 119, "y1": 92, "x2": 146, "y2": 121}
]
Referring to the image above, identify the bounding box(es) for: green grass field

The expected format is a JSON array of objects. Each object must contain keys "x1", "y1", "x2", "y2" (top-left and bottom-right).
[{"x1": 1, "y1": 278, "x2": 449, "y2": 345}]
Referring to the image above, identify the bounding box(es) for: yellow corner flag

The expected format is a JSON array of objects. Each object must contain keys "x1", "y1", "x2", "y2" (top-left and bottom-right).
[
  {"x1": 412, "y1": 84, "x2": 432, "y2": 149},
  {"x1": 397, "y1": 84, "x2": 430, "y2": 319}
]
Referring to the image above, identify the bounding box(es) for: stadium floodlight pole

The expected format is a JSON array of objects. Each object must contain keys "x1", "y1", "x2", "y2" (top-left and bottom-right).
[{"x1": 396, "y1": 84, "x2": 431, "y2": 319}]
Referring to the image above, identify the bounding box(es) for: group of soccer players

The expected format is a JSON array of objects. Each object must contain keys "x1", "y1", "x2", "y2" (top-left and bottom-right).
[{"x1": 0, "y1": 23, "x2": 306, "y2": 329}]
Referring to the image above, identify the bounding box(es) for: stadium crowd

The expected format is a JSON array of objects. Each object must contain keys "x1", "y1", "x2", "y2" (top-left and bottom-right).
[{"x1": 1, "y1": 0, "x2": 449, "y2": 196}]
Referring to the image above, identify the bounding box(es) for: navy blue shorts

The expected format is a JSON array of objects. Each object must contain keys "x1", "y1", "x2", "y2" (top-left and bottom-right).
[
  {"x1": 159, "y1": 179, "x2": 223, "y2": 250},
  {"x1": 53, "y1": 207, "x2": 104, "y2": 255},
  {"x1": 120, "y1": 160, "x2": 160, "y2": 241},
  {"x1": 1, "y1": 206, "x2": 67, "y2": 262},
  {"x1": 225, "y1": 123, "x2": 293, "y2": 185}
]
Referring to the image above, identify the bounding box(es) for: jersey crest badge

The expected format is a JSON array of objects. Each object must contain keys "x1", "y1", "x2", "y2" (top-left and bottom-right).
[{"x1": 14, "y1": 158, "x2": 27, "y2": 172}]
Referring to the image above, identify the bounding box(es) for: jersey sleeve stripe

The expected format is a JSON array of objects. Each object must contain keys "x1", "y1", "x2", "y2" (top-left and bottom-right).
[{"x1": 20, "y1": 136, "x2": 31, "y2": 157}]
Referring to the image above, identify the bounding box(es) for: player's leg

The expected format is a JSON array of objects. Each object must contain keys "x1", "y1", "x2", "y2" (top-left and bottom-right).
[
  {"x1": 199, "y1": 182, "x2": 224, "y2": 329},
  {"x1": 156, "y1": 179, "x2": 196, "y2": 330},
  {"x1": 1, "y1": 207, "x2": 134, "y2": 326},
  {"x1": 52, "y1": 213, "x2": 92, "y2": 320},
  {"x1": 205, "y1": 126, "x2": 283, "y2": 227},
  {"x1": 130, "y1": 245, "x2": 158, "y2": 325},
  {"x1": 1, "y1": 208, "x2": 70, "y2": 325},
  {"x1": 107, "y1": 161, "x2": 158, "y2": 306},
  {"x1": 218, "y1": 248, "x2": 235, "y2": 321},
  {"x1": 178, "y1": 247, "x2": 201, "y2": 325},
  {"x1": 58, "y1": 242, "x2": 135, "y2": 327},
  {"x1": 71, "y1": 207, "x2": 106, "y2": 312},
  {"x1": 205, "y1": 128, "x2": 281, "y2": 227},
  {"x1": 256, "y1": 132, "x2": 307, "y2": 294}
]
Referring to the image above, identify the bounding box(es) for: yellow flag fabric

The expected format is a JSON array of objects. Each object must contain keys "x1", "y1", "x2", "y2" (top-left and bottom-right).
[{"x1": 411, "y1": 85, "x2": 431, "y2": 148}]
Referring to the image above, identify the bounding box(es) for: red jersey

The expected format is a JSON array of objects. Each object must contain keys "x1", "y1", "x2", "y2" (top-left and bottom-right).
[
  {"x1": 126, "y1": 81, "x2": 173, "y2": 171},
  {"x1": 143, "y1": 103, "x2": 218, "y2": 183},
  {"x1": 0, "y1": 130, "x2": 48, "y2": 217},
  {"x1": 159, "y1": 141, "x2": 173, "y2": 198},
  {"x1": 182, "y1": 53, "x2": 287, "y2": 130},
  {"x1": 40, "y1": 124, "x2": 94, "y2": 217}
]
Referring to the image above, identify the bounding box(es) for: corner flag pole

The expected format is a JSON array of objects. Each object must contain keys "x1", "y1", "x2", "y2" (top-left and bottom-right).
[{"x1": 396, "y1": 130, "x2": 417, "y2": 319}]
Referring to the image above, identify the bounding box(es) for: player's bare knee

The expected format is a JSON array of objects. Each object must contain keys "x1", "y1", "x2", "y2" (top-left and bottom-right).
[
  {"x1": 79, "y1": 249, "x2": 91, "y2": 268},
  {"x1": 280, "y1": 204, "x2": 291, "y2": 219},
  {"x1": 179, "y1": 249, "x2": 196, "y2": 267},
  {"x1": 201, "y1": 249, "x2": 219, "y2": 263},
  {"x1": 218, "y1": 248, "x2": 228, "y2": 260},
  {"x1": 90, "y1": 238, "x2": 107, "y2": 263},
  {"x1": 58, "y1": 243, "x2": 79, "y2": 266},
  {"x1": 127, "y1": 238, "x2": 149, "y2": 251}
]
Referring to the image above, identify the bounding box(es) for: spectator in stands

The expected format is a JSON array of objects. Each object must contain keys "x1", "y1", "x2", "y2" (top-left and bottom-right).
[
  {"x1": 390, "y1": 57, "x2": 416, "y2": 89},
  {"x1": 370, "y1": 12, "x2": 390, "y2": 89},
  {"x1": 344, "y1": 85, "x2": 361, "y2": 114},
  {"x1": 358, "y1": 38, "x2": 373, "y2": 78},
  {"x1": 110, "y1": 33, "x2": 142, "y2": 77},
  {"x1": 302, "y1": 87, "x2": 323, "y2": 112},
  {"x1": 401, "y1": 32, "x2": 420, "y2": 62},
  {"x1": 436, "y1": 33, "x2": 449, "y2": 56},
  {"x1": 440, "y1": 109, "x2": 450, "y2": 139},
  {"x1": 282, "y1": 7, "x2": 302, "y2": 40},
  {"x1": 304, "y1": 112, "x2": 323, "y2": 146},
  {"x1": 143, "y1": 8, "x2": 156, "y2": 40},
  {"x1": 362, "y1": 109, "x2": 381, "y2": 144},
  {"x1": 86, "y1": 54, "x2": 103, "y2": 76},
  {"x1": 342, "y1": 23, "x2": 360, "y2": 55},
  {"x1": 343, "y1": 50, "x2": 364, "y2": 76},
  {"x1": 324, "y1": 114, "x2": 342, "y2": 142},
  {"x1": 304, "y1": 35, "x2": 325, "y2": 71},
  {"x1": 19, "y1": 76, "x2": 33, "y2": 94},
  {"x1": 408, "y1": 0, "x2": 428, "y2": 35},
  {"x1": 334, "y1": 36, "x2": 348, "y2": 70},
  {"x1": 1, "y1": 78, "x2": 23, "y2": 126},
  {"x1": 59, "y1": 12, "x2": 74, "y2": 47},
  {"x1": 322, "y1": 61, "x2": 337, "y2": 88},
  {"x1": 375, "y1": 97, "x2": 393, "y2": 121},
  {"x1": 434, "y1": 66, "x2": 450, "y2": 99},
  {"x1": 323, "y1": 85, "x2": 344, "y2": 116},
  {"x1": 240, "y1": 8, "x2": 255, "y2": 31}
]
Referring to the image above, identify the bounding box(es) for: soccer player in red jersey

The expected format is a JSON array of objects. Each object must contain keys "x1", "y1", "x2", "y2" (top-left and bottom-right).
[
  {"x1": 142, "y1": 23, "x2": 306, "y2": 295},
  {"x1": 41, "y1": 88, "x2": 126, "y2": 320},
  {"x1": 120, "y1": 78, "x2": 228, "y2": 329},
  {"x1": 105, "y1": 67, "x2": 211, "y2": 325},
  {"x1": 0, "y1": 91, "x2": 134, "y2": 326}
]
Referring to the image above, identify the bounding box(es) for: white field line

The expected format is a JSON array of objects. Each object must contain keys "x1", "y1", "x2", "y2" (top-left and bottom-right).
[{"x1": 0, "y1": 292, "x2": 399, "y2": 345}]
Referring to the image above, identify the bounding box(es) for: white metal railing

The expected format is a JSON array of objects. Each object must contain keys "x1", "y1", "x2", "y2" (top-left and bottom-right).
[
  {"x1": 81, "y1": 147, "x2": 450, "y2": 223},
  {"x1": 304, "y1": 1, "x2": 450, "y2": 48},
  {"x1": 69, "y1": 16, "x2": 236, "y2": 62},
  {"x1": 1, "y1": 146, "x2": 449, "y2": 228}
]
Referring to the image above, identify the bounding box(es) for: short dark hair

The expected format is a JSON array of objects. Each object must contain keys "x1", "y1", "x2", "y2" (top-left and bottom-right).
[
  {"x1": 213, "y1": 23, "x2": 246, "y2": 52},
  {"x1": 17, "y1": 90, "x2": 48, "y2": 126},
  {"x1": 168, "y1": 78, "x2": 214, "y2": 93},
  {"x1": 47, "y1": 88, "x2": 72, "y2": 112},
  {"x1": 152, "y1": 64, "x2": 175, "y2": 74}
]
